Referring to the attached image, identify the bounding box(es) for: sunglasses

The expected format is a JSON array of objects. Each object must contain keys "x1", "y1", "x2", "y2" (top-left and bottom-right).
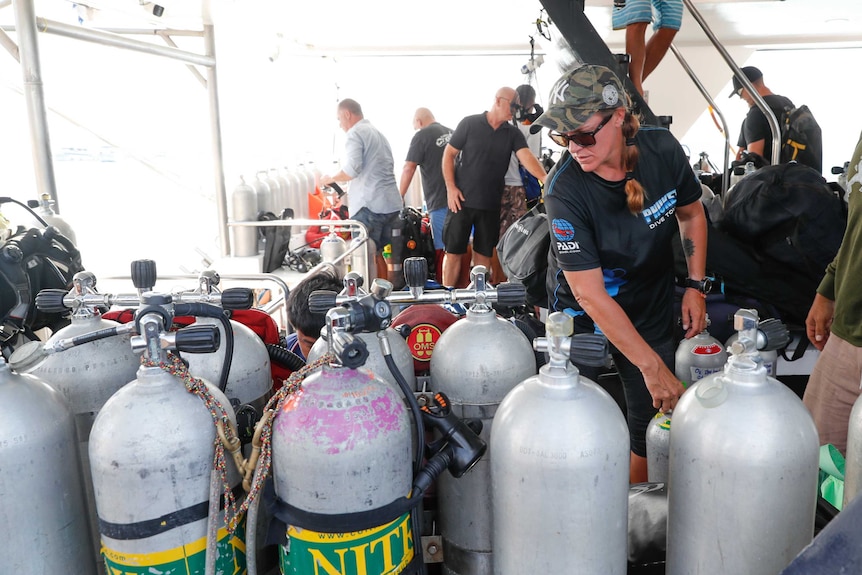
[{"x1": 548, "y1": 112, "x2": 614, "y2": 148}]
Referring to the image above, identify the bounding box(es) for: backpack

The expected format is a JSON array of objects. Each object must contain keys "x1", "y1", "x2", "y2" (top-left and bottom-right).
[
  {"x1": 715, "y1": 162, "x2": 846, "y2": 323},
  {"x1": 775, "y1": 104, "x2": 823, "y2": 173},
  {"x1": 496, "y1": 203, "x2": 550, "y2": 308}
]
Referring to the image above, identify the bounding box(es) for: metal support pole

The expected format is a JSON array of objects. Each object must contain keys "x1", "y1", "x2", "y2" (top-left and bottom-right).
[
  {"x1": 158, "y1": 32, "x2": 207, "y2": 88},
  {"x1": 205, "y1": 25, "x2": 230, "y2": 257},
  {"x1": 680, "y1": 0, "x2": 781, "y2": 164},
  {"x1": 669, "y1": 44, "x2": 731, "y2": 196},
  {"x1": 13, "y1": 0, "x2": 58, "y2": 209},
  {"x1": 0, "y1": 27, "x2": 18, "y2": 61},
  {"x1": 35, "y1": 17, "x2": 214, "y2": 67}
]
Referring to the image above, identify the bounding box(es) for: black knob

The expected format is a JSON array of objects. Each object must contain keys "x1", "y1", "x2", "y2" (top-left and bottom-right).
[
  {"x1": 494, "y1": 282, "x2": 527, "y2": 307},
  {"x1": 1, "y1": 244, "x2": 23, "y2": 263},
  {"x1": 35, "y1": 289, "x2": 70, "y2": 313},
  {"x1": 220, "y1": 288, "x2": 254, "y2": 310},
  {"x1": 569, "y1": 333, "x2": 610, "y2": 368},
  {"x1": 26, "y1": 199, "x2": 39, "y2": 208},
  {"x1": 403, "y1": 257, "x2": 427, "y2": 289},
  {"x1": 308, "y1": 290, "x2": 338, "y2": 314},
  {"x1": 759, "y1": 318, "x2": 791, "y2": 351},
  {"x1": 131, "y1": 260, "x2": 157, "y2": 290},
  {"x1": 141, "y1": 293, "x2": 172, "y2": 306},
  {"x1": 175, "y1": 325, "x2": 220, "y2": 354}
]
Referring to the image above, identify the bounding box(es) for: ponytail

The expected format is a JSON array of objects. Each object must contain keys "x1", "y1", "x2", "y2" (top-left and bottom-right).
[{"x1": 621, "y1": 113, "x2": 644, "y2": 214}]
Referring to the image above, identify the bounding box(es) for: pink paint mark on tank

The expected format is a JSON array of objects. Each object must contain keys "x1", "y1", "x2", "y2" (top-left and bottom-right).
[{"x1": 273, "y1": 366, "x2": 406, "y2": 454}]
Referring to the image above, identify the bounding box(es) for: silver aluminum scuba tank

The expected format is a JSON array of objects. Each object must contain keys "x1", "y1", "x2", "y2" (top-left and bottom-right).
[
  {"x1": 646, "y1": 326, "x2": 728, "y2": 483},
  {"x1": 282, "y1": 167, "x2": 304, "y2": 219},
  {"x1": 89, "y1": 293, "x2": 246, "y2": 574},
  {"x1": 272, "y1": 281, "x2": 417, "y2": 574},
  {"x1": 666, "y1": 309, "x2": 818, "y2": 575},
  {"x1": 0, "y1": 359, "x2": 96, "y2": 574},
  {"x1": 492, "y1": 313, "x2": 627, "y2": 574},
  {"x1": 232, "y1": 175, "x2": 259, "y2": 257},
  {"x1": 252, "y1": 170, "x2": 273, "y2": 214},
  {"x1": 430, "y1": 266, "x2": 536, "y2": 575},
  {"x1": 842, "y1": 372, "x2": 862, "y2": 508},
  {"x1": 26, "y1": 192, "x2": 77, "y2": 245},
  {"x1": 9, "y1": 270, "x2": 141, "y2": 572},
  {"x1": 319, "y1": 229, "x2": 349, "y2": 277}
]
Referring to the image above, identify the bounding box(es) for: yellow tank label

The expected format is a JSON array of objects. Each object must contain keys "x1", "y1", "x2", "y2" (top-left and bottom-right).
[
  {"x1": 101, "y1": 523, "x2": 246, "y2": 574},
  {"x1": 280, "y1": 512, "x2": 414, "y2": 575}
]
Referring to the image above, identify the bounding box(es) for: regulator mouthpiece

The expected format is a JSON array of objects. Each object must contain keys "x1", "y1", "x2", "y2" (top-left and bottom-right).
[{"x1": 420, "y1": 392, "x2": 487, "y2": 478}]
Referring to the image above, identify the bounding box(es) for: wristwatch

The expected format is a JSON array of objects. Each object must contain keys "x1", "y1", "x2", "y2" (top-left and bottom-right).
[{"x1": 684, "y1": 277, "x2": 712, "y2": 295}]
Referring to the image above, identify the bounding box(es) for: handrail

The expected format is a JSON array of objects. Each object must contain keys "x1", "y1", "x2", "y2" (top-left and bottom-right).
[
  {"x1": 228, "y1": 217, "x2": 372, "y2": 282},
  {"x1": 681, "y1": 0, "x2": 781, "y2": 165},
  {"x1": 669, "y1": 44, "x2": 731, "y2": 197}
]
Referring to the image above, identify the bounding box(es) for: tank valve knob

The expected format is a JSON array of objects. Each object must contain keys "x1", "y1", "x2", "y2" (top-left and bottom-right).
[
  {"x1": 175, "y1": 325, "x2": 220, "y2": 354},
  {"x1": 35, "y1": 288, "x2": 70, "y2": 313},
  {"x1": 569, "y1": 333, "x2": 610, "y2": 367},
  {"x1": 758, "y1": 318, "x2": 790, "y2": 351},
  {"x1": 308, "y1": 290, "x2": 338, "y2": 314},
  {"x1": 403, "y1": 257, "x2": 428, "y2": 293},
  {"x1": 131, "y1": 259, "x2": 157, "y2": 291},
  {"x1": 1, "y1": 244, "x2": 23, "y2": 263},
  {"x1": 495, "y1": 282, "x2": 527, "y2": 308},
  {"x1": 220, "y1": 288, "x2": 254, "y2": 310}
]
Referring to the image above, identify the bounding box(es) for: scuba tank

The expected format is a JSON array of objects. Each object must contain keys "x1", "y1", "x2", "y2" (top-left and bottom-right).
[
  {"x1": 646, "y1": 325, "x2": 727, "y2": 483},
  {"x1": 666, "y1": 309, "x2": 818, "y2": 575},
  {"x1": 491, "y1": 312, "x2": 626, "y2": 574},
  {"x1": 232, "y1": 176, "x2": 259, "y2": 257},
  {"x1": 270, "y1": 278, "x2": 486, "y2": 575},
  {"x1": 182, "y1": 270, "x2": 273, "y2": 418},
  {"x1": 252, "y1": 170, "x2": 273, "y2": 214},
  {"x1": 319, "y1": 229, "x2": 349, "y2": 277},
  {"x1": 9, "y1": 270, "x2": 141, "y2": 571},
  {"x1": 429, "y1": 265, "x2": 535, "y2": 575},
  {"x1": 26, "y1": 192, "x2": 77, "y2": 245},
  {"x1": 0, "y1": 359, "x2": 95, "y2": 573},
  {"x1": 89, "y1": 292, "x2": 247, "y2": 574}
]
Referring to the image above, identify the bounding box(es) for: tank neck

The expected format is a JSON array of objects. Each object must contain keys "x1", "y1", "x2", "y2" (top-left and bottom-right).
[
  {"x1": 724, "y1": 354, "x2": 768, "y2": 386},
  {"x1": 465, "y1": 307, "x2": 496, "y2": 321},
  {"x1": 537, "y1": 361, "x2": 581, "y2": 389}
]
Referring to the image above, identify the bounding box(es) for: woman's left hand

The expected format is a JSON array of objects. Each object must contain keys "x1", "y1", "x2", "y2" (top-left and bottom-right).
[{"x1": 680, "y1": 288, "x2": 707, "y2": 338}]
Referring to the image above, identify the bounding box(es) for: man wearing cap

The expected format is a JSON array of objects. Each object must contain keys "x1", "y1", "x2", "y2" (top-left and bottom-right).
[
  {"x1": 534, "y1": 64, "x2": 708, "y2": 483},
  {"x1": 440, "y1": 87, "x2": 547, "y2": 287},
  {"x1": 730, "y1": 66, "x2": 795, "y2": 165}
]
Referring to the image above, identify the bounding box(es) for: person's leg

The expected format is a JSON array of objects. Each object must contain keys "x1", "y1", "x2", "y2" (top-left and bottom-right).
[
  {"x1": 441, "y1": 209, "x2": 472, "y2": 288},
  {"x1": 471, "y1": 209, "x2": 502, "y2": 282},
  {"x1": 613, "y1": 339, "x2": 675, "y2": 483},
  {"x1": 643, "y1": 0, "x2": 682, "y2": 81},
  {"x1": 429, "y1": 207, "x2": 447, "y2": 283},
  {"x1": 643, "y1": 27, "x2": 677, "y2": 80},
  {"x1": 802, "y1": 334, "x2": 862, "y2": 454},
  {"x1": 625, "y1": 21, "x2": 649, "y2": 96}
]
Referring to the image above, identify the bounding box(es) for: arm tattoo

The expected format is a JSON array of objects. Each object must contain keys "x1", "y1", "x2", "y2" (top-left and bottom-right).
[{"x1": 682, "y1": 236, "x2": 695, "y2": 258}]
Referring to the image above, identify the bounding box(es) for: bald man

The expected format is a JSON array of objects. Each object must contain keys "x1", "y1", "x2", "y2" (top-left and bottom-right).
[
  {"x1": 441, "y1": 87, "x2": 547, "y2": 287},
  {"x1": 399, "y1": 108, "x2": 453, "y2": 278}
]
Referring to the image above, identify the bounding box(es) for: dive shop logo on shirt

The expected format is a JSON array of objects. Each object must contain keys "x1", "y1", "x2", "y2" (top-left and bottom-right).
[
  {"x1": 552, "y1": 218, "x2": 581, "y2": 253},
  {"x1": 641, "y1": 190, "x2": 677, "y2": 230},
  {"x1": 436, "y1": 133, "x2": 452, "y2": 148}
]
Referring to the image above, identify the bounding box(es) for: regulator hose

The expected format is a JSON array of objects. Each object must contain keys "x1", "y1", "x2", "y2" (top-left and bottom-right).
[
  {"x1": 266, "y1": 343, "x2": 306, "y2": 372},
  {"x1": 383, "y1": 352, "x2": 424, "y2": 477}
]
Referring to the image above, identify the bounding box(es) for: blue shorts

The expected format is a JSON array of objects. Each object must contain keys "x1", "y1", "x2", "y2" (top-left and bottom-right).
[
  {"x1": 351, "y1": 207, "x2": 399, "y2": 254},
  {"x1": 428, "y1": 207, "x2": 447, "y2": 251},
  {"x1": 612, "y1": 0, "x2": 683, "y2": 31}
]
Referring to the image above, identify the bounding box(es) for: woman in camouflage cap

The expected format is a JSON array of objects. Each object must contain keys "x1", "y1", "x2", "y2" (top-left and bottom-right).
[{"x1": 534, "y1": 64, "x2": 709, "y2": 482}]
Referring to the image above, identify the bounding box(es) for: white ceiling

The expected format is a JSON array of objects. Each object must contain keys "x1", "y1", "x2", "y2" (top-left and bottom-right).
[{"x1": 10, "y1": 0, "x2": 862, "y2": 55}]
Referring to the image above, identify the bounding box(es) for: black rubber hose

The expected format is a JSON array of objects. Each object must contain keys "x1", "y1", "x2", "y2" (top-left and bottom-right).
[
  {"x1": 383, "y1": 353, "x2": 424, "y2": 478},
  {"x1": 175, "y1": 302, "x2": 233, "y2": 393},
  {"x1": 266, "y1": 343, "x2": 306, "y2": 372}
]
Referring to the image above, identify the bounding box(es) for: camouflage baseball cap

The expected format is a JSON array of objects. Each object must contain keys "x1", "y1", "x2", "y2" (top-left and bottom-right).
[{"x1": 534, "y1": 64, "x2": 630, "y2": 132}]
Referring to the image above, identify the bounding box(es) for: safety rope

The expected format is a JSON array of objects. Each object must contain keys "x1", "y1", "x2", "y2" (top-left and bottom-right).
[{"x1": 229, "y1": 352, "x2": 334, "y2": 532}]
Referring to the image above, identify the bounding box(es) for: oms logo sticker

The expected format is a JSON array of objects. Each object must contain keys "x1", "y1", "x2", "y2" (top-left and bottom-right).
[{"x1": 407, "y1": 323, "x2": 443, "y2": 362}]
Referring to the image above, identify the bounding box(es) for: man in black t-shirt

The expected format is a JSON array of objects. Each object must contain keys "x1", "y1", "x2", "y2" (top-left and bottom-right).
[
  {"x1": 399, "y1": 108, "x2": 452, "y2": 275},
  {"x1": 730, "y1": 66, "x2": 795, "y2": 165},
  {"x1": 441, "y1": 87, "x2": 547, "y2": 287}
]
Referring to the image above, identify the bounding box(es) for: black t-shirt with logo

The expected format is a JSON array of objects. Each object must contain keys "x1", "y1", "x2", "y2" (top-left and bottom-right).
[
  {"x1": 449, "y1": 113, "x2": 528, "y2": 210},
  {"x1": 405, "y1": 122, "x2": 453, "y2": 211},
  {"x1": 545, "y1": 127, "x2": 702, "y2": 344}
]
